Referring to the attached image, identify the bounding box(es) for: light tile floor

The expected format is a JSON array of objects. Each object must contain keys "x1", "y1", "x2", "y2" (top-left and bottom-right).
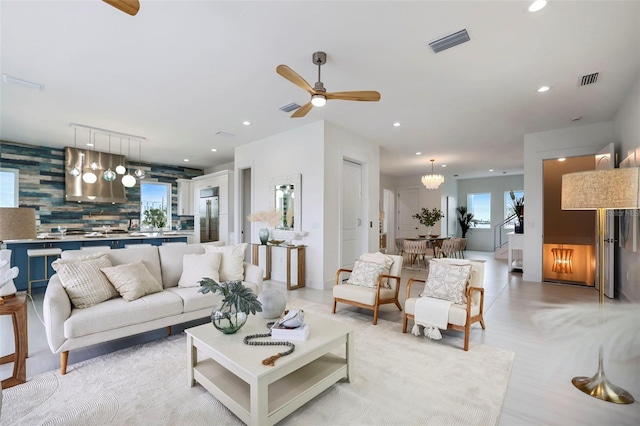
[{"x1": 1, "y1": 251, "x2": 638, "y2": 424}]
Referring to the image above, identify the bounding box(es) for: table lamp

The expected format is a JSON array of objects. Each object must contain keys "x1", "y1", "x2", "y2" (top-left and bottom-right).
[
  {"x1": 561, "y1": 167, "x2": 639, "y2": 404},
  {"x1": 0, "y1": 208, "x2": 37, "y2": 302}
]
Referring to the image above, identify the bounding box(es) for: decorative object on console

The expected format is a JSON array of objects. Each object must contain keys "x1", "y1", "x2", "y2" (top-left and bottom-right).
[
  {"x1": 562, "y1": 167, "x2": 639, "y2": 404},
  {"x1": 257, "y1": 288, "x2": 287, "y2": 319},
  {"x1": 198, "y1": 278, "x2": 262, "y2": 334},
  {"x1": 421, "y1": 159, "x2": 445, "y2": 189},
  {"x1": 248, "y1": 208, "x2": 281, "y2": 245},
  {"x1": 0, "y1": 208, "x2": 37, "y2": 302}
]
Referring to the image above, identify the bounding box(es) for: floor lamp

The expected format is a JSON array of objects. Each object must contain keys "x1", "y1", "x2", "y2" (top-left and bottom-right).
[{"x1": 561, "y1": 167, "x2": 638, "y2": 404}]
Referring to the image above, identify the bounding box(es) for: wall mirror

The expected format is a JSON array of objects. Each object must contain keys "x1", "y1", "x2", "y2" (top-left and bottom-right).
[{"x1": 271, "y1": 174, "x2": 301, "y2": 230}]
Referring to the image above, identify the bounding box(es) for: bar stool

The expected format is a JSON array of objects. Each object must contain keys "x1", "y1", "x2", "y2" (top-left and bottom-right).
[{"x1": 27, "y1": 248, "x2": 62, "y2": 295}]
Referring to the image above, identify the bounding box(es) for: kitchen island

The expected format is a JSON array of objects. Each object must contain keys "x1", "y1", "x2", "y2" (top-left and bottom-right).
[{"x1": 3, "y1": 233, "x2": 189, "y2": 293}]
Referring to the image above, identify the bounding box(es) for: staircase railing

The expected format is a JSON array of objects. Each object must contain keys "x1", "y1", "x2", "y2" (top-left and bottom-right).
[{"x1": 494, "y1": 214, "x2": 518, "y2": 250}]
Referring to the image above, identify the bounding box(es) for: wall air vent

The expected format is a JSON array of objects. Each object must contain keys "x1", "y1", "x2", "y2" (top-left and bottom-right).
[
  {"x1": 580, "y1": 72, "x2": 599, "y2": 86},
  {"x1": 215, "y1": 131, "x2": 235, "y2": 138},
  {"x1": 428, "y1": 29, "x2": 470, "y2": 53},
  {"x1": 279, "y1": 102, "x2": 301, "y2": 113}
]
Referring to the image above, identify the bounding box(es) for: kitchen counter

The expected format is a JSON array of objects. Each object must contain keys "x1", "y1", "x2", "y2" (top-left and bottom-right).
[{"x1": 2, "y1": 232, "x2": 192, "y2": 244}]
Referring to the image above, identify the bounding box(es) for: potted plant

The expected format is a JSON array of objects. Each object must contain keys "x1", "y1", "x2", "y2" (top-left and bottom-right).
[
  {"x1": 199, "y1": 279, "x2": 262, "y2": 334},
  {"x1": 456, "y1": 206, "x2": 479, "y2": 238},
  {"x1": 248, "y1": 208, "x2": 281, "y2": 245},
  {"x1": 412, "y1": 207, "x2": 444, "y2": 236},
  {"x1": 142, "y1": 208, "x2": 167, "y2": 231},
  {"x1": 508, "y1": 191, "x2": 525, "y2": 233}
]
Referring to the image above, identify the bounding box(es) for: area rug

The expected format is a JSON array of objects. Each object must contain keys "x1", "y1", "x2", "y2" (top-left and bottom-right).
[{"x1": 1, "y1": 301, "x2": 514, "y2": 426}]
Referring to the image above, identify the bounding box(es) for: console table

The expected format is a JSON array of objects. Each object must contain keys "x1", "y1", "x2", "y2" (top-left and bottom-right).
[
  {"x1": 508, "y1": 233, "x2": 524, "y2": 272},
  {"x1": 251, "y1": 244, "x2": 305, "y2": 290},
  {"x1": 1, "y1": 294, "x2": 28, "y2": 389}
]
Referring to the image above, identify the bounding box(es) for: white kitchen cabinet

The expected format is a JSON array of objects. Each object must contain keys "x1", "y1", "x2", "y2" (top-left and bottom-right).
[{"x1": 176, "y1": 179, "x2": 195, "y2": 216}]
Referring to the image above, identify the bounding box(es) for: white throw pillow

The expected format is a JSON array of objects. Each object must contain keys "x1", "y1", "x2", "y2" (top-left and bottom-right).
[
  {"x1": 346, "y1": 260, "x2": 386, "y2": 288},
  {"x1": 204, "y1": 243, "x2": 247, "y2": 282},
  {"x1": 421, "y1": 259, "x2": 472, "y2": 304},
  {"x1": 101, "y1": 261, "x2": 163, "y2": 302},
  {"x1": 178, "y1": 252, "x2": 222, "y2": 288},
  {"x1": 52, "y1": 255, "x2": 118, "y2": 309},
  {"x1": 359, "y1": 252, "x2": 394, "y2": 288}
]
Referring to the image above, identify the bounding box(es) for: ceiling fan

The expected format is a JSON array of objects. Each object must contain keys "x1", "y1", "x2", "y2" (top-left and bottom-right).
[
  {"x1": 103, "y1": 0, "x2": 140, "y2": 16},
  {"x1": 276, "y1": 51, "x2": 381, "y2": 118}
]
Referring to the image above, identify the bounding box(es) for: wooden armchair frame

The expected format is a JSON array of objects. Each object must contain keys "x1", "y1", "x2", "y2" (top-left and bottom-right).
[
  {"x1": 402, "y1": 277, "x2": 485, "y2": 351},
  {"x1": 333, "y1": 268, "x2": 403, "y2": 325}
]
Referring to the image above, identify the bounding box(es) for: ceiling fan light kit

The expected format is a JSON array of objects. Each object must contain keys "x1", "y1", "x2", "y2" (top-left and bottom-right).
[
  {"x1": 421, "y1": 159, "x2": 445, "y2": 189},
  {"x1": 276, "y1": 51, "x2": 381, "y2": 118}
]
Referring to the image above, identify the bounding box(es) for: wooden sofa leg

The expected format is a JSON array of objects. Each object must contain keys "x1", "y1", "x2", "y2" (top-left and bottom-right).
[
  {"x1": 167, "y1": 326, "x2": 172, "y2": 336},
  {"x1": 60, "y1": 351, "x2": 69, "y2": 375},
  {"x1": 402, "y1": 315, "x2": 408, "y2": 333},
  {"x1": 332, "y1": 299, "x2": 337, "y2": 313}
]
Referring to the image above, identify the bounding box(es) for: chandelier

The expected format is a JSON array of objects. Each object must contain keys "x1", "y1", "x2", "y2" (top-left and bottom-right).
[{"x1": 421, "y1": 159, "x2": 444, "y2": 189}]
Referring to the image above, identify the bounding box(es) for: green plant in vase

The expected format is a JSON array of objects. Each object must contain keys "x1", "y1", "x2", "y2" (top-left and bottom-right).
[
  {"x1": 508, "y1": 191, "x2": 525, "y2": 233},
  {"x1": 412, "y1": 207, "x2": 445, "y2": 236},
  {"x1": 142, "y1": 208, "x2": 167, "y2": 230},
  {"x1": 456, "y1": 206, "x2": 479, "y2": 238},
  {"x1": 199, "y1": 279, "x2": 262, "y2": 334}
]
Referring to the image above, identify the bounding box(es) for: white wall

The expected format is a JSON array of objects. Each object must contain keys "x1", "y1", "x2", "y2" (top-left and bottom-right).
[
  {"x1": 614, "y1": 75, "x2": 640, "y2": 302},
  {"x1": 457, "y1": 175, "x2": 525, "y2": 251},
  {"x1": 522, "y1": 122, "x2": 615, "y2": 282}
]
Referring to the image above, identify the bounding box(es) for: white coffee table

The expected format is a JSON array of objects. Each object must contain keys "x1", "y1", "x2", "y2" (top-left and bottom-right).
[{"x1": 186, "y1": 312, "x2": 355, "y2": 426}]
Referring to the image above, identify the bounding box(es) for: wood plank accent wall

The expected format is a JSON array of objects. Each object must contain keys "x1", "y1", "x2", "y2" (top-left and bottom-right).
[{"x1": 0, "y1": 141, "x2": 203, "y2": 232}]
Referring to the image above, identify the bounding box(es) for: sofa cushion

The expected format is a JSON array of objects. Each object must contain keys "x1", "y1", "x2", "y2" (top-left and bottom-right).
[
  {"x1": 166, "y1": 286, "x2": 222, "y2": 313},
  {"x1": 106, "y1": 246, "x2": 164, "y2": 288},
  {"x1": 101, "y1": 261, "x2": 164, "y2": 301},
  {"x1": 63, "y1": 290, "x2": 184, "y2": 338},
  {"x1": 158, "y1": 243, "x2": 206, "y2": 288},
  {"x1": 178, "y1": 253, "x2": 222, "y2": 288},
  {"x1": 204, "y1": 243, "x2": 247, "y2": 282},
  {"x1": 51, "y1": 255, "x2": 118, "y2": 309}
]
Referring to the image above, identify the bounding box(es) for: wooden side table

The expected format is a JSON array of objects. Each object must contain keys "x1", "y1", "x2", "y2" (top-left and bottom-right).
[
  {"x1": 251, "y1": 244, "x2": 306, "y2": 290},
  {"x1": 1, "y1": 294, "x2": 28, "y2": 389}
]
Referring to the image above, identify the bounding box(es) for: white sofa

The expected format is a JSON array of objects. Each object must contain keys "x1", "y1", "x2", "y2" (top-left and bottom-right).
[{"x1": 43, "y1": 243, "x2": 263, "y2": 375}]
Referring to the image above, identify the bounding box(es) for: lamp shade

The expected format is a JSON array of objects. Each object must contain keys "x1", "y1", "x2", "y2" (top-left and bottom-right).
[
  {"x1": 0, "y1": 208, "x2": 37, "y2": 241},
  {"x1": 562, "y1": 168, "x2": 640, "y2": 210}
]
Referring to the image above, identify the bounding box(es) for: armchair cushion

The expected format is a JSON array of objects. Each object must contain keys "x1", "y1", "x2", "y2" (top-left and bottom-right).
[
  {"x1": 346, "y1": 260, "x2": 386, "y2": 288},
  {"x1": 334, "y1": 284, "x2": 397, "y2": 306},
  {"x1": 421, "y1": 259, "x2": 472, "y2": 304},
  {"x1": 359, "y1": 252, "x2": 394, "y2": 287}
]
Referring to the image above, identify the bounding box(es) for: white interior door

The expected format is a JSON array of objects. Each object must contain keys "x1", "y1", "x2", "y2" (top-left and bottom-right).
[
  {"x1": 596, "y1": 143, "x2": 615, "y2": 298},
  {"x1": 397, "y1": 188, "x2": 419, "y2": 238},
  {"x1": 341, "y1": 160, "x2": 362, "y2": 268}
]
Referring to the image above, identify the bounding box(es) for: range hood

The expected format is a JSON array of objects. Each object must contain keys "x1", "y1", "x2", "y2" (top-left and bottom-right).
[{"x1": 65, "y1": 147, "x2": 127, "y2": 203}]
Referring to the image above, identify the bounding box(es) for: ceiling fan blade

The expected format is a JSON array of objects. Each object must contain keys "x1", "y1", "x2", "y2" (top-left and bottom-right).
[
  {"x1": 276, "y1": 65, "x2": 315, "y2": 95},
  {"x1": 103, "y1": 0, "x2": 140, "y2": 16},
  {"x1": 291, "y1": 102, "x2": 313, "y2": 118},
  {"x1": 325, "y1": 91, "x2": 381, "y2": 102}
]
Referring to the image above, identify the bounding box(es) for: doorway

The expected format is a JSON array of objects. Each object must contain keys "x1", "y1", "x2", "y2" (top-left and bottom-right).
[
  {"x1": 341, "y1": 159, "x2": 362, "y2": 269},
  {"x1": 240, "y1": 167, "x2": 252, "y2": 262}
]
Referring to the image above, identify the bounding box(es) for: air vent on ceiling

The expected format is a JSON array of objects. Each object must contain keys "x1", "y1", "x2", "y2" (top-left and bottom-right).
[
  {"x1": 428, "y1": 29, "x2": 470, "y2": 53},
  {"x1": 279, "y1": 102, "x2": 301, "y2": 113},
  {"x1": 215, "y1": 131, "x2": 235, "y2": 138},
  {"x1": 580, "y1": 72, "x2": 599, "y2": 86}
]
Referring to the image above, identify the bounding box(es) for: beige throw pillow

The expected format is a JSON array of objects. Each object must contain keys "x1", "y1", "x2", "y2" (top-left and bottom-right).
[
  {"x1": 346, "y1": 260, "x2": 386, "y2": 288},
  {"x1": 52, "y1": 255, "x2": 118, "y2": 309},
  {"x1": 101, "y1": 261, "x2": 163, "y2": 302},
  {"x1": 421, "y1": 259, "x2": 472, "y2": 304},
  {"x1": 204, "y1": 243, "x2": 247, "y2": 282},
  {"x1": 178, "y1": 252, "x2": 222, "y2": 287},
  {"x1": 359, "y1": 252, "x2": 394, "y2": 288}
]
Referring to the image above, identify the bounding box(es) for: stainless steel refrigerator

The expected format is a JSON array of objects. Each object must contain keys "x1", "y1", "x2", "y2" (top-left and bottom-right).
[{"x1": 199, "y1": 187, "x2": 219, "y2": 243}]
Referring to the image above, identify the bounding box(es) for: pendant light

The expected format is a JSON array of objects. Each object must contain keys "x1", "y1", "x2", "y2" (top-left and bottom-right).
[
  {"x1": 134, "y1": 139, "x2": 145, "y2": 179},
  {"x1": 121, "y1": 139, "x2": 136, "y2": 188},
  {"x1": 68, "y1": 127, "x2": 81, "y2": 176},
  {"x1": 115, "y1": 138, "x2": 126, "y2": 175},
  {"x1": 421, "y1": 159, "x2": 445, "y2": 190},
  {"x1": 82, "y1": 130, "x2": 98, "y2": 184},
  {"x1": 102, "y1": 135, "x2": 117, "y2": 182},
  {"x1": 89, "y1": 133, "x2": 99, "y2": 170}
]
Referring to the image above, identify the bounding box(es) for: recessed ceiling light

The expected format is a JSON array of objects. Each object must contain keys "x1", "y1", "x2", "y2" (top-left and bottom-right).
[
  {"x1": 183, "y1": 159, "x2": 189, "y2": 162},
  {"x1": 242, "y1": 121, "x2": 251, "y2": 126},
  {"x1": 393, "y1": 122, "x2": 401, "y2": 127},
  {"x1": 86, "y1": 143, "x2": 94, "y2": 147},
  {"x1": 416, "y1": 152, "x2": 421, "y2": 155},
  {"x1": 441, "y1": 164, "x2": 447, "y2": 168},
  {"x1": 558, "y1": 157, "x2": 566, "y2": 162},
  {"x1": 528, "y1": 0, "x2": 547, "y2": 13},
  {"x1": 211, "y1": 148, "x2": 217, "y2": 152},
  {"x1": 537, "y1": 86, "x2": 551, "y2": 93},
  {"x1": 489, "y1": 169, "x2": 494, "y2": 172}
]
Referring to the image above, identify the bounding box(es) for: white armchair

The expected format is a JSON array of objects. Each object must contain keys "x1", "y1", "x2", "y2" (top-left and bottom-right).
[
  {"x1": 333, "y1": 253, "x2": 403, "y2": 325},
  {"x1": 402, "y1": 258, "x2": 485, "y2": 350}
]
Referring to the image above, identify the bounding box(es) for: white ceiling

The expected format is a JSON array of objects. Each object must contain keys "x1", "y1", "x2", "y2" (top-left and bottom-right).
[{"x1": 1, "y1": 1, "x2": 638, "y2": 179}]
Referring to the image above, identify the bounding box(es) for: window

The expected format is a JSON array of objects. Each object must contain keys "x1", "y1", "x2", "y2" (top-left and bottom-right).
[
  {"x1": 0, "y1": 168, "x2": 19, "y2": 207},
  {"x1": 467, "y1": 192, "x2": 491, "y2": 229},
  {"x1": 504, "y1": 190, "x2": 524, "y2": 228},
  {"x1": 140, "y1": 182, "x2": 172, "y2": 230}
]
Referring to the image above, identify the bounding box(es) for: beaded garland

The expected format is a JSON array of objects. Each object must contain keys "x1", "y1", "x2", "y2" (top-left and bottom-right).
[{"x1": 243, "y1": 321, "x2": 295, "y2": 366}]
